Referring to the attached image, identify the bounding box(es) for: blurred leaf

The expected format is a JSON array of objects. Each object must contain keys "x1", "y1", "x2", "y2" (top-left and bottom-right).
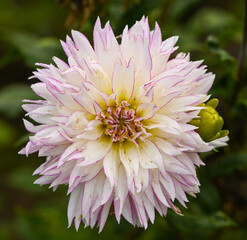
[
  {"x1": 233, "y1": 97, "x2": 247, "y2": 118},
  {"x1": 190, "y1": 8, "x2": 241, "y2": 40},
  {"x1": 167, "y1": 211, "x2": 237, "y2": 232},
  {"x1": 141, "y1": 0, "x2": 164, "y2": 10},
  {"x1": 0, "y1": 0, "x2": 67, "y2": 35},
  {"x1": 15, "y1": 133, "x2": 31, "y2": 148},
  {"x1": 7, "y1": 167, "x2": 46, "y2": 193},
  {"x1": 0, "y1": 84, "x2": 38, "y2": 118},
  {"x1": 197, "y1": 181, "x2": 221, "y2": 211},
  {"x1": 210, "y1": 153, "x2": 247, "y2": 176},
  {"x1": 238, "y1": 98, "x2": 247, "y2": 108},
  {"x1": 207, "y1": 35, "x2": 237, "y2": 63},
  {"x1": 0, "y1": 223, "x2": 11, "y2": 240},
  {"x1": 0, "y1": 49, "x2": 21, "y2": 68},
  {"x1": 232, "y1": 86, "x2": 247, "y2": 117},
  {"x1": 0, "y1": 118, "x2": 16, "y2": 147},
  {"x1": 218, "y1": 229, "x2": 247, "y2": 240},
  {"x1": 4, "y1": 31, "x2": 65, "y2": 68},
  {"x1": 117, "y1": 0, "x2": 164, "y2": 31},
  {"x1": 169, "y1": 0, "x2": 201, "y2": 20},
  {"x1": 14, "y1": 204, "x2": 118, "y2": 240}
]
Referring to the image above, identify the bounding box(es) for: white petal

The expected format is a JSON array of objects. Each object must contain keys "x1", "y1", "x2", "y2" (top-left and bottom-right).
[
  {"x1": 79, "y1": 161, "x2": 103, "y2": 183},
  {"x1": 163, "y1": 154, "x2": 192, "y2": 175},
  {"x1": 121, "y1": 195, "x2": 134, "y2": 224},
  {"x1": 121, "y1": 35, "x2": 152, "y2": 87},
  {"x1": 77, "y1": 120, "x2": 103, "y2": 140},
  {"x1": 150, "y1": 136, "x2": 182, "y2": 155},
  {"x1": 151, "y1": 178, "x2": 169, "y2": 207},
  {"x1": 119, "y1": 141, "x2": 139, "y2": 176},
  {"x1": 81, "y1": 177, "x2": 98, "y2": 217},
  {"x1": 136, "y1": 102, "x2": 158, "y2": 120},
  {"x1": 100, "y1": 179, "x2": 113, "y2": 205},
  {"x1": 132, "y1": 194, "x2": 148, "y2": 228},
  {"x1": 134, "y1": 39, "x2": 152, "y2": 87},
  {"x1": 23, "y1": 119, "x2": 43, "y2": 133},
  {"x1": 134, "y1": 166, "x2": 149, "y2": 193},
  {"x1": 137, "y1": 140, "x2": 164, "y2": 170},
  {"x1": 98, "y1": 194, "x2": 113, "y2": 232},
  {"x1": 112, "y1": 58, "x2": 135, "y2": 101},
  {"x1": 71, "y1": 30, "x2": 96, "y2": 59},
  {"x1": 46, "y1": 84, "x2": 82, "y2": 111},
  {"x1": 72, "y1": 81, "x2": 104, "y2": 114},
  {"x1": 93, "y1": 18, "x2": 120, "y2": 78},
  {"x1": 159, "y1": 172, "x2": 176, "y2": 201},
  {"x1": 114, "y1": 165, "x2": 128, "y2": 222},
  {"x1": 67, "y1": 184, "x2": 83, "y2": 227},
  {"x1": 143, "y1": 114, "x2": 181, "y2": 135},
  {"x1": 52, "y1": 57, "x2": 69, "y2": 71},
  {"x1": 103, "y1": 144, "x2": 121, "y2": 186},
  {"x1": 61, "y1": 67, "x2": 85, "y2": 87},
  {"x1": 82, "y1": 59, "x2": 112, "y2": 94},
  {"x1": 78, "y1": 136, "x2": 112, "y2": 166},
  {"x1": 34, "y1": 175, "x2": 57, "y2": 185},
  {"x1": 65, "y1": 110, "x2": 88, "y2": 132},
  {"x1": 209, "y1": 136, "x2": 229, "y2": 148},
  {"x1": 31, "y1": 83, "x2": 57, "y2": 103},
  {"x1": 142, "y1": 194, "x2": 155, "y2": 223},
  {"x1": 57, "y1": 144, "x2": 79, "y2": 166}
]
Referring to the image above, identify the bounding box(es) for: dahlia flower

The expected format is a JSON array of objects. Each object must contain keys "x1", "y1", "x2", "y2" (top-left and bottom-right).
[{"x1": 20, "y1": 16, "x2": 228, "y2": 232}]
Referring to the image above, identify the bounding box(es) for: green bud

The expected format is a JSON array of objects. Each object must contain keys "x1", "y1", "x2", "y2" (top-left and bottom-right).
[
  {"x1": 206, "y1": 98, "x2": 219, "y2": 109},
  {"x1": 190, "y1": 98, "x2": 229, "y2": 142}
]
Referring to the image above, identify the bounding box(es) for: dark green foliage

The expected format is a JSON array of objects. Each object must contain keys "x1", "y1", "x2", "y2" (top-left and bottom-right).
[
  {"x1": 210, "y1": 153, "x2": 247, "y2": 176},
  {"x1": 0, "y1": 84, "x2": 38, "y2": 118}
]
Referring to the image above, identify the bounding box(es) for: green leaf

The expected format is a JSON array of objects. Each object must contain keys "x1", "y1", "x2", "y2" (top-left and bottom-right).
[
  {"x1": 0, "y1": 84, "x2": 38, "y2": 118},
  {"x1": 0, "y1": 223, "x2": 11, "y2": 240},
  {"x1": 169, "y1": 0, "x2": 201, "y2": 20},
  {"x1": 218, "y1": 229, "x2": 247, "y2": 240},
  {"x1": 232, "y1": 98, "x2": 247, "y2": 118},
  {"x1": 210, "y1": 153, "x2": 247, "y2": 176},
  {"x1": 237, "y1": 98, "x2": 247, "y2": 109},
  {"x1": 0, "y1": 118, "x2": 16, "y2": 147},
  {"x1": 190, "y1": 8, "x2": 242, "y2": 42},
  {"x1": 117, "y1": 0, "x2": 164, "y2": 32},
  {"x1": 207, "y1": 35, "x2": 236, "y2": 63},
  {"x1": 15, "y1": 133, "x2": 31, "y2": 148},
  {"x1": 167, "y1": 211, "x2": 237, "y2": 232},
  {"x1": 0, "y1": 0, "x2": 67, "y2": 35},
  {"x1": 9, "y1": 32, "x2": 64, "y2": 68},
  {"x1": 1, "y1": 31, "x2": 64, "y2": 68},
  {"x1": 7, "y1": 167, "x2": 46, "y2": 193},
  {"x1": 198, "y1": 181, "x2": 221, "y2": 211}
]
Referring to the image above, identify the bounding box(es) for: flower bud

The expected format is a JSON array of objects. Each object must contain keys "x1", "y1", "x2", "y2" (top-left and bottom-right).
[{"x1": 190, "y1": 98, "x2": 229, "y2": 142}]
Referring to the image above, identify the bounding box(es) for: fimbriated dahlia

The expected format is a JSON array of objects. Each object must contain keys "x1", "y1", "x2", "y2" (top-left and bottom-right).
[{"x1": 20, "y1": 17, "x2": 228, "y2": 232}]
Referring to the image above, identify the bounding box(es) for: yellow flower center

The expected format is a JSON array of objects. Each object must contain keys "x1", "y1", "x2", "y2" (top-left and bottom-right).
[{"x1": 98, "y1": 101, "x2": 150, "y2": 143}]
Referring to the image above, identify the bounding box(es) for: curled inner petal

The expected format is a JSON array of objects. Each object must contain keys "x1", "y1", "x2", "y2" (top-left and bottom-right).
[{"x1": 98, "y1": 100, "x2": 151, "y2": 143}]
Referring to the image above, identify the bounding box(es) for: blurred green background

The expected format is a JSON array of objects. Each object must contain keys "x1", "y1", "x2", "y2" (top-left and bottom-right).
[{"x1": 0, "y1": 0, "x2": 247, "y2": 239}]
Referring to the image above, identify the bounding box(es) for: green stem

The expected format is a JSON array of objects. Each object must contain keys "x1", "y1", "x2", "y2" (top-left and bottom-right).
[{"x1": 232, "y1": 0, "x2": 247, "y2": 103}]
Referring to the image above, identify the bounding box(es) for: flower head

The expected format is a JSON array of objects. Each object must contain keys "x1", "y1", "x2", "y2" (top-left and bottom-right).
[{"x1": 20, "y1": 16, "x2": 228, "y2": 232}]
